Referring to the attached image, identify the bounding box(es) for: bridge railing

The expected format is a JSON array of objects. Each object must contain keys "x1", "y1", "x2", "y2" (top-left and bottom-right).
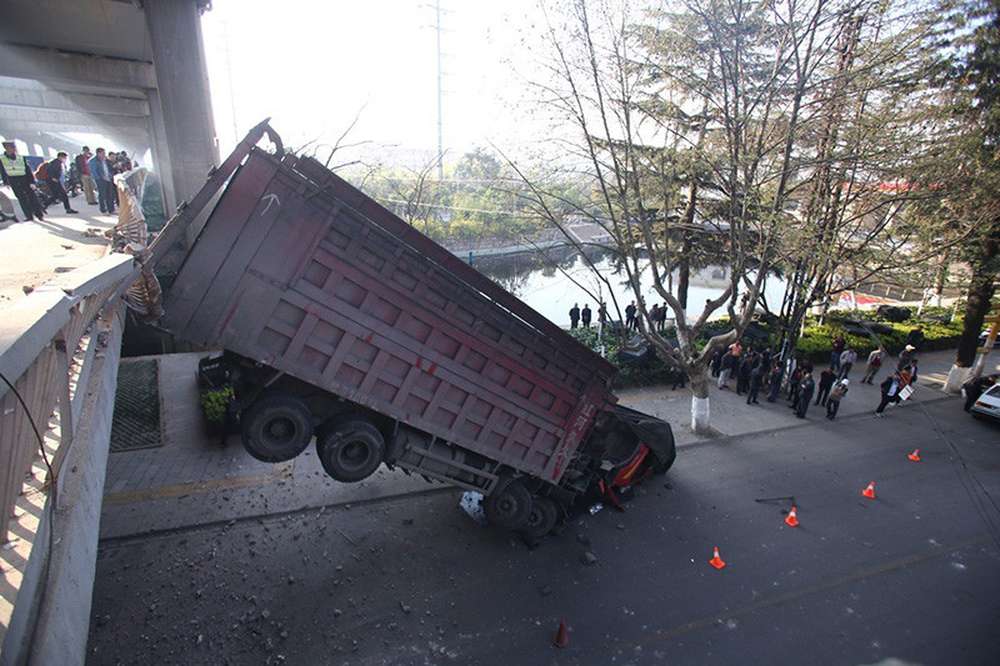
[{"x1": 0, "y1": 253, "x2": 136, "y2": 541}]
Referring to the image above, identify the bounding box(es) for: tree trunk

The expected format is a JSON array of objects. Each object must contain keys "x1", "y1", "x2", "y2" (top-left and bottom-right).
[
  {"x1": 688, "y1": 362, "x2": 712, "y2": 434},
  {"x1": 955, "y1": 257, "x2": 997, "y2": 367},
  {"x1": 678, "y1": 235, "x2": 691, "y2": 310}
]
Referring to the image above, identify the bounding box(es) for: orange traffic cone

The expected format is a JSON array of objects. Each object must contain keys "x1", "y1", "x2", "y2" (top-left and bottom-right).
[
  {"x1": 785, "y1": 505, "x2": 800, "y2": 527},
  {"x1": 553, "y1": 620, "x2": 569, "y2": 648},
  {"x1": 907, "y1": 449, "x2": 921, "y2": 462},
  {"x1": 709, "y1": 546, "x2": 726, "y2": 570},
  {"x1": 861, "y1": 481, "x2": 876, "y2": 499}
]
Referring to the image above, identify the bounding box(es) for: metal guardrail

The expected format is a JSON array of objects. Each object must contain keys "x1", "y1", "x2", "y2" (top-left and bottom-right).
[{"x1": 0, "y1": 252, "x2": 137, "y2": 539}]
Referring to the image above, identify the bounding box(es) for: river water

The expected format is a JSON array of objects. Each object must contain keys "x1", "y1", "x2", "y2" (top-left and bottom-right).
[{"x1": 471, "y1": 249, "x2": 788, "y2": 328}]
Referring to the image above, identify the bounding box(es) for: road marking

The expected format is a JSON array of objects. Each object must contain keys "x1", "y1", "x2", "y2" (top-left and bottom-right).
[{"x1": 102, "y1": 461, "x2": 294, "y2": 506}]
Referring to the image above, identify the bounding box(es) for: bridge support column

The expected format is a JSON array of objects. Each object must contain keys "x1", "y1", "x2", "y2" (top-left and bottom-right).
[{"x1": 144, "y1": 0, "x2": 219, "y2": 214}]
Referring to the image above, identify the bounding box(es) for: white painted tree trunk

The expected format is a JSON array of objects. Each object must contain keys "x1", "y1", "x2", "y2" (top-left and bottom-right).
[
  {"x1": 943, "y1": 364, "x2": 970, "y2": 394},
  {"x1": 688, "y1": 366, "x2": 713, "y2": 434}
]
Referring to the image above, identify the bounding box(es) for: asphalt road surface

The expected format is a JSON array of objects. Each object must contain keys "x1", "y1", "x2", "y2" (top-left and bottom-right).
[{"x1": 87, "y1": 398, "x2": 1000, "y2": 665}]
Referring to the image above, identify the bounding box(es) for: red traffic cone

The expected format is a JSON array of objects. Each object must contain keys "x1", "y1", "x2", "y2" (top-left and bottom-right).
[
  {"x1": 553, "y1": 620, "x2": 569, "y2": 648},
  {"x1": 861, "y1": 481, "x2": 876, "y2": 499},
  {"x1": 709, "y1": 546, "x2": 726, "y2": 570},
  {"x1": 785, "y1": 505, "x2": 800, "y2": 527},
  {"x1": 907, "y1": 449, "x2": 921, "y2": 462}
]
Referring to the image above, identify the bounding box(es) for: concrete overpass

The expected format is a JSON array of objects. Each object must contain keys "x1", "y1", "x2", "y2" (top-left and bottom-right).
[{"x1": 0, "y1": 0, "x2": 220, "y2": 214}]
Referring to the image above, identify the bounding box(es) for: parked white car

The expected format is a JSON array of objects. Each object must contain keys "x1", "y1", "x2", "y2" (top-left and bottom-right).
[{"x1": 970, "y1": 383, "x2": 1000, "y2": 421}]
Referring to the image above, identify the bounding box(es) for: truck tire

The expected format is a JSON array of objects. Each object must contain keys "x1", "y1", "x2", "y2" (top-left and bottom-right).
[
  {"x1": 316, "y1": 419, "x2": 385, "y2": 482},
  {"x1": 519, "y1": 496, "x2": 558, "y2": 539},
  {"x1": 241, "y1": 394, "x2": 314, "y2": 462},
  {"x1": 484, "y1": 478, "x2": 532, "y2": 529}
]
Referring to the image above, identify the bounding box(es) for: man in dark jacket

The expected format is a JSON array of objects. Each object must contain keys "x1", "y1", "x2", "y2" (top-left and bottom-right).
[
  {"x1": 625, "y1": 301, "x2": 636, "y2": 330},
  {"x1": 815, "y1": 368, "x2": 836, "y2": 406},
  {"x1": 737, "y1": 354, "x2": 753, "y2": 395},
  {"x1": 796, "y1": 371, "x2": 815, "y2": 418},
  {"x1": 581, "y1": 304, "x2": 592, "y2": 328},
  {"x1": 43, "y1": 152, "x2": 78, "y2": 214},
  {"x1": 746, "y1": 359, "x2": 763, "y2": 405},
  {"x1": 569, "y1": 303, "x2": 580, "y2": 329},
  {"x1": 1, "y1": 141, "x2": 46, "y2": 221},
  {"x1": 767, "y1": 362, "x2": 784, "y2": 402}
]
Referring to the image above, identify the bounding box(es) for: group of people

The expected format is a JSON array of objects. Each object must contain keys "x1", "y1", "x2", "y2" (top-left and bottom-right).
[
  {"x1": 0, "y1": 141, "x2": 133, "y2": 222},
  {"x1": 709, "y1": 335, "x2": 923, "y2": 421},
  {"x1": 624, "y1": 300, "x2": 670, "y2": 332}
]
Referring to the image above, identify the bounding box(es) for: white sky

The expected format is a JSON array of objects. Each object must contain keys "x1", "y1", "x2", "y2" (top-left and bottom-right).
[{"x1": 201, "y1": 0, "x2": 547, "y2": 165}]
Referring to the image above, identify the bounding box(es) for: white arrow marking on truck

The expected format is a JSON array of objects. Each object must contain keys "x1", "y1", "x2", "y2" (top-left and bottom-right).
[{"x1": 261, "y1": 192, "x2": 281, "y2": 215}]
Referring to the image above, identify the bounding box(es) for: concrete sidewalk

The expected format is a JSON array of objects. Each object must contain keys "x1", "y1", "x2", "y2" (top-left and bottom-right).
[
  {"x1": 617, "y1": 348, "x2": 999, "y2": 446},
  {"x1": 0, "y1": 205, "x2": 115, "y2": 305}
]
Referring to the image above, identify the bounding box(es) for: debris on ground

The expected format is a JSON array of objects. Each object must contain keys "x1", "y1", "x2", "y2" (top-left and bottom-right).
[
  {"x1": 458, "y1": 491, "x2": 487, "y2": 526},
  {"x1": 581, "y1": 551, "x2": 598, "y2": 566}
]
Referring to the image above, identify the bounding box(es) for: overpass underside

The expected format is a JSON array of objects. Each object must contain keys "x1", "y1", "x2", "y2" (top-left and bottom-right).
[{"x1": 0, "y1": 0, "x2": 221, "y2": 215}]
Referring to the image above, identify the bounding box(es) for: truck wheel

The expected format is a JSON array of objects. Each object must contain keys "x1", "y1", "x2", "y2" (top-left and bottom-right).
[
  {"x1": 241, "y1": 394, "x2": 314, "y2": 462},
  {"x1": 484, "y1": 478, "x2": 532, "y2": 529},
  {"x1": 519, "y1": 496, "x2": 558, "y2": 539},
  {"x1": 317, "y1": 420, "x2": 385, "y2": 482}
]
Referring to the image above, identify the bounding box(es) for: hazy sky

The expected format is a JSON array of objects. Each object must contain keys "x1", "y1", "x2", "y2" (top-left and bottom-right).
[{"x1": 201, "y1": 0, "x2": 547, "y2": 164}]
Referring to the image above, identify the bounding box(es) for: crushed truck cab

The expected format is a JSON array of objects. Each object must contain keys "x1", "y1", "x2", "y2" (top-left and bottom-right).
[{"x1": 148, "y1": 120, "x2": 675, "y2": 537}]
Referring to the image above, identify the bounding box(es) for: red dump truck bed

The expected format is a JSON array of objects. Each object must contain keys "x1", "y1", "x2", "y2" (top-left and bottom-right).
[{"x1": 150, "y1": 121, "x2": 673, "y2": 534}]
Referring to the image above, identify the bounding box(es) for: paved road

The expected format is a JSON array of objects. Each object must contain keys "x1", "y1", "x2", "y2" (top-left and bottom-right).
[{"x1": 87, "y1": 398, "x2": 1000, "y2": 665}]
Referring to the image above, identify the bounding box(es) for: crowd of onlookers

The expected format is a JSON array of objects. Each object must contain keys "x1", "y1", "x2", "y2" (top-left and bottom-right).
[
  {"x1": 707, "y1": 335, "x2": 924, "y2": 421},
  {"x1": 0, "y1": 141, "x2": 134, "y2": 222}
]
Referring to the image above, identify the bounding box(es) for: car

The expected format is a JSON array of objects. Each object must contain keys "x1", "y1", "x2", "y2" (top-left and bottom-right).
[
  {"x1": 978, "y1": 330, "x2": 1000, "y2": 349},
  {"x1": 970, "y1": 383, "x2": 1000, "y2": 421}
]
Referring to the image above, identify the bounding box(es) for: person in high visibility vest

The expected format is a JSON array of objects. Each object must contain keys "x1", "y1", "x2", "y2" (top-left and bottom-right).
[{"x1": 0, "y1": 141, "x2": 46, "y2": 222}]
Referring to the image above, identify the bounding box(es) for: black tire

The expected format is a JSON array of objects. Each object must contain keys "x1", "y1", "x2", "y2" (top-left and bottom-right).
[
  {"x1": 316, "y1": 419, "x2": 385, "y2": 482},
  {"x1": 650, "y1": 438, "x2": 677, "y2": 474},
  {"x1": 484, "y1": 478, "x2": 533, "y2": 529},
  {"x1": 519, "y1": 496, "x2": 559, "y2": 539},
  {"x1": 240, "y1": 394, "x2": 314, "y2": 462}
]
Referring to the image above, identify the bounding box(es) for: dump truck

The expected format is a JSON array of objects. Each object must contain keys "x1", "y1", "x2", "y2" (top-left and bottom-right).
[{"x1": 147, "y1": 120, "x2": 675, "y2": 537}]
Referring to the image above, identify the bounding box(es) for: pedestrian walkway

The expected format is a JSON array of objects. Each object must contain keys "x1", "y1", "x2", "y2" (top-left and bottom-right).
[
  {"x1": 0, "y1": 205, "x2": 115, "y2": 304},
  {"x1": 617, "y1": 348, "x2": 998, "y2": 445}
]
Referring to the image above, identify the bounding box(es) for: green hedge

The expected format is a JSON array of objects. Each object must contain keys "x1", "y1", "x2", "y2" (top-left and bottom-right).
[{"x1": 569, "y1": 309, "x2": 964, "y2": 388}]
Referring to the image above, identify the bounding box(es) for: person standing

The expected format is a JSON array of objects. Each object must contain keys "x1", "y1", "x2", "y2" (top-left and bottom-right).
[
  {"x1": 826, "y1": 379, "x2": 849, "y2": 420},
  {"x1": 861, "y1": 347, "x2": 884, "y2": 384},
  {"x1": 75, "y1": 146, "x2": 97, "y2": 205},
  {"x1": 815, "y1": 367, "x2": 836, "y2": 406},
  {"x1": 717, "y1": 350, "x2": 735, "y2": 390},
  {"x1": 656, "y1": 303, "x2": 668, "y2": 332},
  {"x1": 597, "y1": 302, "x2": 607, "y2": 328},
  {"x1": 897, "y1": 344, "x2": 916, "y2": 371},
  {"x1": 569, "y1": 303, "x2": 580, "y2": 329},
  {"x1": 581, "y1": 304, "x2": 592, "y2": 329},
  {"x1": 796, "y1": 370, "x2": 815, "y2": 418},
  {"x1": 875, "y1": 372, "x2": 902, "y2": 416},
  {"x1": 839, "y1": 347, "x2": 857, "y2": 379},
  {"x1": 766, "y1": 361, "x2": 784, "y2": 402},
  {"x1": 1, "y1": 141, "x2": 46, "y2": 222},
  {"x1": 625, "y1": 301, "x2": 636, "y2": 330},
  {"x1": 830, "y1": 335, "x2": 845, "y2": 373},
  {"x1": 43, "y1": 152, "x2": 78, "y2": 214},
  {"x1": 710, "y1": 348, "x2": 723, "y2": 378},
  {"x1": 89, "y1": 147, "x2": 115, "y2": 214},
  {"x1": 746, "y1": 359, "x2": 763, "y2": 405},
  {"x1": 737, "y1": 354, "x2": 752, "y2": 395}
]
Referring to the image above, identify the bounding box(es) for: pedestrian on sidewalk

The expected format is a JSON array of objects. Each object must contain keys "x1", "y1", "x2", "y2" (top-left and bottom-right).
[
  {"x1": 569, "y1": 303, "x2": 580, "y2": 329},
  {"x1": 796, "y1": 370, "x2": 815, "y2": 418},
  {"x1": 625, "y1": 301, "x2": 636, "y2": 330},
  {"x1": 839, "y1": 347, "x2": 857, "y2": 379},
  {"x1": 897, "y1": 344, "x2": 916, "y2": 371},
  {"x1": 581, "y1": 303, "x2": 592, "y2": 328},
  {"x1": 710, "y1": 348, "x2": 723, "y2": 378},
  {"x1": 826, "y1": 379, "x2": 848, "y2": 420},
  {"x1": 815, "y1": 367, "x2": 836, "y2": 406},
  {"x1": 717, "y1": 350, "x2": 735, "y2": 390},
  {"x1": 861, "y1": 347, "x2": 884, "y2": 384},
  {"x1": 88, "y1": 147, "x2": 116, "y2": 214},
  {"x1": 1, "y1": 141, "x2": 46, "y2": 222},
  {"x1": 43, "y1": 152, "x2": 79, "y2": 214},
  {"x1": 75, "y1": 146, "x2": 97, "y2": 205},
  {"x1": 831, "y1": 335, "x2": 845, "y2": 373},
  {"x1": 737, "y1": 353, "x2": 753, "y2": 395},
  {"x1": 788, "y1": 364, "x2": 803, "y2": 406},
  {"x1": 746, "y1": 359, "x2": 763, "y2": 405},
  {"x1": 766, "y1": 361, "x2": 784, "y2": 402},
  {"x1": 875, "y1": 372, "x2": 903, "y2": 416}
]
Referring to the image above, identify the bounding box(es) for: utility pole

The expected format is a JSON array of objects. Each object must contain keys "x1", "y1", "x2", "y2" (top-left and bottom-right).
[{"x1": 434, "y1": 0, "x2": 445, "y2": 180}]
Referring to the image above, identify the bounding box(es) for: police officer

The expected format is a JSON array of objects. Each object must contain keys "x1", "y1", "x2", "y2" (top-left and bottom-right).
[{"x1": 0, "y1": 141, "x2": 46, "y2": 222}]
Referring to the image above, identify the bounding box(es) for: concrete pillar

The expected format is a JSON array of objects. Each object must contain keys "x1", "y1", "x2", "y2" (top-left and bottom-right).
[{"x1": 144, "y1": 0, "x2": 219, "y2": 214}]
